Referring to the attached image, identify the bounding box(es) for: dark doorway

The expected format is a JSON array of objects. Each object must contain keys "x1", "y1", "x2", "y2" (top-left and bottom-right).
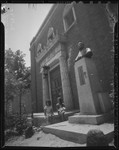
[{"x1": 50, "y1": 66, "x2": 62, "y2": 111}]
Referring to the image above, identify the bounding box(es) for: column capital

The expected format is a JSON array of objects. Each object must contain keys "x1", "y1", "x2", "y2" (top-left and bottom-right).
[
  {"x1": 43, "y1": 65, "x2": 50, "y2": 70},
  {"x1": 42, "y1": 65, "x2": 50, "y2": 78}
]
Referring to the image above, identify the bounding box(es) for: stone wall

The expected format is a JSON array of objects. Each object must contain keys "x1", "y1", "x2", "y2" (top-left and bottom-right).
[{"x1": 30, "y1": 45, "x2": 37, "y2": 112}]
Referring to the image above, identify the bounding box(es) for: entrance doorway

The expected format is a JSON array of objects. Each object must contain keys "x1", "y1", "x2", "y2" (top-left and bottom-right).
[{"x1": 50, "y1": 66, "x2": 62, "y2": 111}]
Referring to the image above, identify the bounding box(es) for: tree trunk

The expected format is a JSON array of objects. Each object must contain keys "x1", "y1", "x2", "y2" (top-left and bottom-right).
[{"x1": 19, "y1": 89, "x2": 22, "y2": 124}]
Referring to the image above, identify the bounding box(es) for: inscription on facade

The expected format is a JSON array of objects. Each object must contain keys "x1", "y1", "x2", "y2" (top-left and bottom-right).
[{"x1": 40, "y1": 44, "x2": 61, "y2": 69}]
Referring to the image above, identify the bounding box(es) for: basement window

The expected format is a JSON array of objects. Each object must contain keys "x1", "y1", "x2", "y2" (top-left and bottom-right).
[{"x1": 63, "y1": 7, "x2": 76, "y2": 32}]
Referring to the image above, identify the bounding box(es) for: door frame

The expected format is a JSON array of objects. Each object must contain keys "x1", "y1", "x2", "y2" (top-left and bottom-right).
[{"x1": 48, "y1": 63, "x2": 61, "y2": 111}]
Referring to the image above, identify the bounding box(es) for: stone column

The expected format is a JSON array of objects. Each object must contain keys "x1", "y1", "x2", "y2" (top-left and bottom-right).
[
  {"x1": 42, "y1": 66, "x2": 50, "y2": 107},
  {"x1": 59, "y1": 44, "x2": 73, "y2": 110}
]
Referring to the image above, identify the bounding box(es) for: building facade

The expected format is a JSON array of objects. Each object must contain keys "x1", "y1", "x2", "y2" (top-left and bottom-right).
[{"x1": 30, "y1": 3, "x2": 116, "y2": 113}]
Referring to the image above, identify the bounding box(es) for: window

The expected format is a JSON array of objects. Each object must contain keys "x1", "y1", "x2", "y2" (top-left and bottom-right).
[
  {"x1": 63, "y1": 7, "x2": 76, "y2": 32},
  {"x1": 78, "y1": 66, "x2": 85, "y2": 85}
]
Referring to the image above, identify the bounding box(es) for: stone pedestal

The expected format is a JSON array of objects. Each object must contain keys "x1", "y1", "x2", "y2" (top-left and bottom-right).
[
  {"x1": 69, "y1": 110, "x2": 113, "y2": 125},
  {"x1": 69, "y1": 57, "x2": 113, "y2": 124},
  {"x1": 59, "y1": 44, "x2": 73, "y2": 110}
]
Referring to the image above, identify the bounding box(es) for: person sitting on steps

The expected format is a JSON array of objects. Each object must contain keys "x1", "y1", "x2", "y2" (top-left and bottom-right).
[{"x1": 56, "y1": 96, "x2": 66, "y2": 122}]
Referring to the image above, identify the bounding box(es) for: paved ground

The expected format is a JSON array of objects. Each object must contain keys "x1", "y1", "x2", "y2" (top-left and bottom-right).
[
  {"x1": 5, "y1": 131, "x2": 85, "y2": 147},
  {"x1": 4, "y1": 130, "x2": 114, "y2": 147},
  {"x1": 4, "y1": 121, "x2": 114, "y2": 147},
  {"x1": 4, "y1": 111, "x2": 114, "y2": 147}
]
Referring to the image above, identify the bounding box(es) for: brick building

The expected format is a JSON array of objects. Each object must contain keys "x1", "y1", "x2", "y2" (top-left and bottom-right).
[{"x1": 30, "y1": 3, "x2": 117, "y2": 113}]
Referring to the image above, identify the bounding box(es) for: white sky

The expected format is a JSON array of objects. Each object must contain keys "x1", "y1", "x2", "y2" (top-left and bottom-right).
[{"x1": 2, "y1": 4, "x2": 53, "y2": 67}]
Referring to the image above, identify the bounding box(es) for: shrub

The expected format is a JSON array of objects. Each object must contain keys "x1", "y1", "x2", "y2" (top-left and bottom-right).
[
  {"x1": 5, "y1": 129, "x2": 19, "y2": 141},
  {"x1": 86, "y1": 129, "x2": 108, "y2": 146},
  {"x1": 5, "y1": 113, "x2": 28, "y2": 135},
  {"x1": 24, "y1": 126, "x2": 34, "y2": 138},
  {"x1": 15, "y1": 114, "x2": 27, "y2": 135}
]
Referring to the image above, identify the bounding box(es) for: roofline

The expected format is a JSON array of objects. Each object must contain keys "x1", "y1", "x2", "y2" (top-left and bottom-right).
[{"x1": 30, "y1": 4, "x2": 58, "y2": 46}]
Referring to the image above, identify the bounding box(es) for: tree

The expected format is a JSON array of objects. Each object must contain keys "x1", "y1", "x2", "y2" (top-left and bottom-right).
[{"x1": 5, "y1": 48, "x2": 31, "y2": 117}]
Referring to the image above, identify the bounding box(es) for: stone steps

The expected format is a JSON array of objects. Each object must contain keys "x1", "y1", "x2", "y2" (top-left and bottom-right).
[
  {"x1": 27, "y1": 110, "x2": 79, "y2": 127},
  {"x1": 41, "y1": 121, "x2": 114, "y2": 144}
]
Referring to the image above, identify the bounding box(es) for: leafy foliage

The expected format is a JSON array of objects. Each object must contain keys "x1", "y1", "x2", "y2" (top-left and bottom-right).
[
  {"x1": 5, "y1": 113, "x2": 28, "y2": 141},
  {"x1": 24, "y1": 126, "x2": 34, "y2": 139},
  {"x1": 5, "y1": 129, "x2": 19, "y2": 141},
  {"x1": 5, "y1": 48, "x2": 31, "y2": 103},
  {"x1": 5, "y1": 48, "x2": 31, "y2": 135}
]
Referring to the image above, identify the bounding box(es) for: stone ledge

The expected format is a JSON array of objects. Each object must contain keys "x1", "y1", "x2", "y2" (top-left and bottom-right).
[
  {"x1": 42, "y1": 121, "x2": 114, "y2": 144},
  {"x1": 68, "y1": 111, "x2": 113, "y2": 125}
]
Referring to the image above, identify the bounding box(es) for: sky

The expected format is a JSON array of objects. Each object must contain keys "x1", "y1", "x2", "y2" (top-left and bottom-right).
[{"x1": 1, "y1": 4, "x2": 53, "y2": 67}]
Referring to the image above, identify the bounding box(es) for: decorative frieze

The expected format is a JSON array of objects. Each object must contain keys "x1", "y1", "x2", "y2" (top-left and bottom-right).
[
  {"x1": 37, "y1": 43, "x2": 43, "y2": 56},
  {"x1": 36, "y1": 34, "x2": 58, "y2": 62},
  {"x1": 36, "y1": 30, "x2": 67, "y2": 64},
  {"x1": 47, "y1": 27, "x2": 55, "y2": 44},
  {"x1": 39, "y1": 44, "x2": 61, "y2": 70}
]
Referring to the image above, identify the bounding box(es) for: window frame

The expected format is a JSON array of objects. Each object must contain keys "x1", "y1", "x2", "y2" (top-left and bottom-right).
[{"x1": 63, "y1": 6, "x2": 76, "y2": 33}]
